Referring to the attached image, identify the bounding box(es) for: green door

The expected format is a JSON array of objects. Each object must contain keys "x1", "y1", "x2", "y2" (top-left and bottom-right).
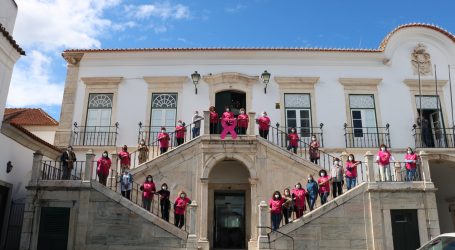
[
  {"x1": 37, "y1": 207, "x2": 70, "y2": 250},
  {"x1": 391, "y1": 209, "x2": 420, "y2": 250}
]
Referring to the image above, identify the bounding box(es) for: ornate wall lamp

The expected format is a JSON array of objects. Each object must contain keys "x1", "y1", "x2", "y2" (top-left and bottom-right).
[
  {"x1": 261, "y1": 70, "x2": 271, "y2": 94},
  {"x1": 191, "y1": 71, "x2": 201, "y2": 94}
]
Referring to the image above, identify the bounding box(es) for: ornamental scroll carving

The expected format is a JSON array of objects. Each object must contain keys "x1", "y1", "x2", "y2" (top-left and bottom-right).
[{"x1": 411, "y1": 43, "x2": 432, "y2": 76}]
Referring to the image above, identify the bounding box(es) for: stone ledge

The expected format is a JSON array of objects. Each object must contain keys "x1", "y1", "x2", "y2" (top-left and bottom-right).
[
  {"x1": 367, "y1": 181, "x2": 437, "y2": 192},
  {"x1": 27, "y1": 180, "x2": 92, "y2": 190},
  {"x1": 91, "y1": 181, "x2": 188, "y2": 240}
]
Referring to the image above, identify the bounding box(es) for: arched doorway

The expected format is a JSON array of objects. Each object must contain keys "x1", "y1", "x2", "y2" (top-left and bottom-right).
[
  {"x1": 215, "y1": 90, "x2": 246, "y2": 117},
  {"x1": 429, "y1": 159, "x2": 455, "y2": 233},
  {"x1": 207, "y1": 159, "x2": 251, "y2": 250}
]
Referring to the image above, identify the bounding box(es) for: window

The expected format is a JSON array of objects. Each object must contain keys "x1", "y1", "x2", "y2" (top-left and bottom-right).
[
  {"x1": 150, "y1": 93, "x2": 178, "y2": 140},
  {"x1": 349, "y1": 94, "x2": 378, "y2": 137},
  {"x1": 284, "y1": 94, "x2": 312, "y2": 137},
  {"x1": 84, "y1": 94, "x2": 113, "y2": 145},
  {"x1": 415, "y1": 95, "x2": 446, "y2": 147}
]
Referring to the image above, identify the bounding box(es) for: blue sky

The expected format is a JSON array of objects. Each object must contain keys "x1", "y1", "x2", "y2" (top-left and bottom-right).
[{"x1": 7, "y1": 0, "x2": 455, "y2": 120}]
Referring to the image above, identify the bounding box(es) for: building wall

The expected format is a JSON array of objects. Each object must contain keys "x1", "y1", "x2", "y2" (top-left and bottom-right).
[
  {"x1": 22, "y1": 126, "x2": 56, "y2": 145},
  {"x1": 429, "y1": 160, "x2": 455, "y2": 233},
  {"x1": 62, "y1": 26, "x2": 455, "y2": 151},
  {"x1": 0, "y1": 0, "x2": 17, "y2": 33}
]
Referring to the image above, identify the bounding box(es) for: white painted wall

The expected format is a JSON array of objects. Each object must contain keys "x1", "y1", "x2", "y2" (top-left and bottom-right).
[
  {"x1": 429, "y1": 160, "x2": 455, "y2": 233},
  {"x1": 0, "y1": 0, "x2": 17, "y2": 33},
  {"x1": 22, "y1": 126, "x2": 56, "y2": 145},
  {"x1": 67, "y1": 27, "x2": 455, "y2": 151}
]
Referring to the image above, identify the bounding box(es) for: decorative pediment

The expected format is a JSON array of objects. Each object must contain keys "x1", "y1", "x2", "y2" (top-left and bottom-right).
[
  {"x1": 339, "y1": 78, "x2": 382, "y2": 90},
  {"x1": 143, "y1": 76, "x2": 188, "y2": 89},
  {"x1": 81, "y1": 77, "x2": 123, "y2": 87},
  {"x1": 203, "y1": 72, "x2": 258, "y2": 85},
  {"x1": 274, "y1": 77, "x2": 319, "y2": 89},
  {"x1": 403, "y1": 79, "x2": 448, "y2": 90}
]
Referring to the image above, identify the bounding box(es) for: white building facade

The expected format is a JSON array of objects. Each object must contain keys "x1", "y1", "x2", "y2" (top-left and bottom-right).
[{"x1": 21, "y1": 23, "x2": 455, "y2": 250}]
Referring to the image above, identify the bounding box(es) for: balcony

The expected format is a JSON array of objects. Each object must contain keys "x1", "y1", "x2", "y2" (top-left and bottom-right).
[
  {"x1": 413, "y1": 124, "x2": 455, "y2": 148},
  {"x1": 344, "y1": 123, "x2": 391, "y2": 148},
  {"x1": 71, "y1": 122, "x2": 119, "y2": 146}
]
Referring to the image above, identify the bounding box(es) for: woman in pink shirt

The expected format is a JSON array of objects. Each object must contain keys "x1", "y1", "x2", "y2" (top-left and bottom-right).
[
  {"x1": 317, "y1": 169, "x2": 330, "y2": 205},
  {"x1": 376, "y1": 144, "x2": 394, "y2": 182},
  {"x1": 175, "y1": 120, "x2": 186, "y2": 146},
  {"x1": 404, "y1": 147, "x2": 419, "y2": 181},
  {"x1": 291, "y1": 182, "x2": 306, "y2": 218},
  {"x1": 157, "y1": 127, "x2": 170, "y2": 154},
  {"x1": 174, "y1": 190, "x2": 191, "y2": 229},
  {"x1": 118, "y1": 145, "x2": 131, "y2": 170},
  {"x1": 237, "y1": 108, "x2": 249, "y2": 135},
  {"x1": 209, "y1": 106, "x2": 219, "y2": 134},
  {"x1": 287, "y1": 128, "x2": 300, "y2": 154},
  {"x1": 269, "y1": 191, "x2": 286, "y2": 231},
  {"x1": 256, "y1": 111, "x2": 271, "y2": 139},
  {"x1": 345, "y1": 154, "x2": 360, "y2": 190}
]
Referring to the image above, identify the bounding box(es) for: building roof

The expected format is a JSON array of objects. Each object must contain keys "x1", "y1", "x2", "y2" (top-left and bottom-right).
[
  {"x1": 0, "y1": 23, "x2": 25, "y2": 56},
  {"x1": 6, "y1": 122, "x2": 62, "y2": 153},
  {"x1": 4, "y1": 108, "x2": 59, "y2": 126},
  {"x1": 63, "y1": 23, "x2": 454, "y2": 55}
]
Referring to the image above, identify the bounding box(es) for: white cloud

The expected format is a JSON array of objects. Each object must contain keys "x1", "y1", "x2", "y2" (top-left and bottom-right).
[
  {"x1": 13, "y1": 0, "x2": 121, "y2": 51},
  {"x1": 125, "y1": 2, "x2": 190, "y2": 20},
  {"x1": 226, "y1": 4, "x2": 247, "y2": 13},
  {"x1": 7, "y1": 51, "x2": 64, "y2": 107}
]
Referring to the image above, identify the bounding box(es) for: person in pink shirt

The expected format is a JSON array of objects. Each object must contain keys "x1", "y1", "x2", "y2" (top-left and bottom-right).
[
  {"x1": 209, "y1": 106, "x2": 219, "y2": 134},
  {"x1": 237, "y1": 108, "x2": 249, "y2": 135},
  {"x1": 175, "y1": 120, "x2": 186, "y2": 146},
  {"x1": 118, "y1": 145, "x2": 130, "y2": 170},
  {"x1": 287, "y1": 128, "x2": 300, "y2": 154},
  {"x1": 256, "y1": 111, "x2": 271, "y2": 139},
  {"x1": 345, "y1": 154, "x2": 360, "y2": 190},
  {"x1": 222, "y1": 106, "x2": 235, "y2": 122},
  {"x1": 157, "y1": 127, "x2": 170, "y2": 154},
  {"x1": 309, "y1": 135, "x2": 320, "y2": 164},
  {"x1": 269, "y1": 191, "x2": 286, "y2": 231},
  {"x1": 174, "y1": 190, "x2": 191, "y2": 229},
  {"x1": 291, "y1": 182, "x2": 307, "y2": 218},
  {"x1": 376, "y1": 144, "x2": 395, "y2": 182},
  {"x1": 96, "y1": 150, "x2": 111, "y2": 186},
  {"x1": 140, "y1": 175, "x2": 156, "y2": 212},
  {"x1": 404, "y1": 147, "x2": 419, "y2": 181},
  {"x1": 317, "y1": 169, "x2": 330, "y2": 205}
]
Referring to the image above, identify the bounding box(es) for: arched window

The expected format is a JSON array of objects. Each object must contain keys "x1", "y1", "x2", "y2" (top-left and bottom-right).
[{"x1": 150, "y1": 93, "x2": 178, "y2": 139}]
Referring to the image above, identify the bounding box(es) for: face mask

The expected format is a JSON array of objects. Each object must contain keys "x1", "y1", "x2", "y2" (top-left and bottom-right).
[
  {"x1": 381, "y1": 147, "x2": 385, "y2": 151},
  {"x1": 274, "y1": 195, "x2": 280, "y2": 198},
  {"x1": 308, "y1": 177, "x2": 312, "y2": 181},
  {"x1": 178, "y1": 123, "x2": 182, "y2": 126},
  {"x1": 321, "y1": 173, "x2": 326, "y2": 177},
  {"x1": 180, "y1": 194, "x2": 185, "y2": 198},
  {"x1": 141, "y1": 141, "x2": 145, "y2": 145},
  {"x1": 240, "y1": 111, "x2": 244, "y2": 114},
  {"x1": 285, "y1": 191, "x2": 289, "y2": 195},
  {"x1": 407, "y1": 151, "x2": 412, "y2": 154},
  {"x1": 348, "y1": 157, "x2": 353, "y2": 161},
  {"x1": 195, "y1": 112, "x2": 198, "y2": 115},
  {"x1": 262, "y1": 113, "x2": 266, "y2": 117},
  {"x1": 312, "y1": 137, "x2": 316, "y2": 141},
  {"x1": 226, "y1": 109, "x2": 230, "y2": 112},
  {"x1": 334, "y1": 161, "x2": 339, "y2": 165},
  {"x1": 291, "y1": 130, "x2": 295, "y2": 133},
  {"x1": 296, "y1": 185, "x2": 301, "y2": 189},
  {"x1": 103, "y1": 153, "x2": 108, "y2": 157},
  {"x1": 162, "y1": 186, "x2": 167, "y2": 190},
  {"x1": 67, "y1": 148, "x2": 72, "y2": 151},
  {"x1": 147, "y1": 178, "x2": 152, "y2": 182}
]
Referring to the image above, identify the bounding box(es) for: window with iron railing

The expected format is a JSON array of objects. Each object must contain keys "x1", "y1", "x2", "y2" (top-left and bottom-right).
[{"x1": 284, "y1": 93, "x2": 313, "y2": 138}]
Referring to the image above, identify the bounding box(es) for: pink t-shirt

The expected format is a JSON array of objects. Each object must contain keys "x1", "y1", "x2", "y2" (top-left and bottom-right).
[{"x1": 269, "y1": 197, "x2": 286, "y2": 214}]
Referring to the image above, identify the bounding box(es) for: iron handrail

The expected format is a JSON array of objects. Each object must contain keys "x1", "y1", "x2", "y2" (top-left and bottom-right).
[{"x1": 257, "y1": 226, "x2": 294, "y2": 250}]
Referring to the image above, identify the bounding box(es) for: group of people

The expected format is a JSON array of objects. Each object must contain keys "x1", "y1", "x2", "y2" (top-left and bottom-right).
[{"x1": 268, "y1": 145, "x2": 420, "y2": 231}]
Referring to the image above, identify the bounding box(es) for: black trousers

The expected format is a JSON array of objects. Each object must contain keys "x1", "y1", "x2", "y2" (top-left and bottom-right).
[
  {"x1": 175, "y1": 213, "x2": 185, "y2": 228},
  {"x1": 176, "y1": 138, "x2": 184, "y2": 146},
  {"x1": 259, "y1": 129, "x2": 269, "y2": 139},
  {"x1": 98, "y1": 173, "x2": 107, "y2": 186},
  {"x1": 332, "y1": 181, "x2": 342, "y2": 198},
  {"x1": 121, "y1": 190, "x2": 131, "y2": 200},
  {"x1": 210, "y1": 123, "x2": 218, "y2": 134},
  {"x1": 160, "y1": 200, "x2": 170, "y2": 221},
  {"x1": 238, "y1": 127, "x2": 247, "y2": 135},
  {"x1": 160, "y1": 147, "x2": 168, "y2": 154}
]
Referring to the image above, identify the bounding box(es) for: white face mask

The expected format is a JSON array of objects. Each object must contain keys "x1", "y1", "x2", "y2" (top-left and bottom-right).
[
  {"x1": 311, "y1": 137, "x2": 316, "y2": 141},
  {"x1": 178, "y1": 123, "x2": 182, "y2": 126},
  {"x1": 407, "y1": 151, "x2": 412, "y2": 154},
  {"x1": 147, "y1": 178, "x2": 152, "y2": 182},
  {"x1": 274, "y1": 195, "x2": 280, "y2": 198},
  {"x1": 195, "y1": 112, "x2": 198, "y2": 115},
  {"x1": 180, "y1": 194, "x2": 185, "y2": 198},
  {"x1": 240, "y1": 111, "x2": 244, "y2": 114},
  {"x1": 226, "y1": 109, "x2": 230, "y2": 112},
  {"x1": 381, "y1": 147, "x2": 385, "y2": 151},
  {"x1": 308, "y1": 177, "x2": 312, "y2": 181},
  {"x1": 291, "y1": 130, "x2": 295, "y2": 133},
  {"x1": 161, "y1": 130, "x2": 165, "y2": 132},
  {"x1": 262, "y1": 113, "x2": 266, "y2": 117},
  {"x1": 162, "y1": 186, "x2": 167, "y2": 190},
  {"x1": 103, "y1": 153, "x2": 108, "y2": 157},
  {"x1": 348, "y1": 157, "x2": 353, "y2": 161},
  {"x1": 334, "y1": 161, "x2": 339, "y2": 165},
  {"x1": 296, "y1": 185, "x2": 301, "y2": 189},
  {"x1": 321, "y1": 173, "x2": 326, "y2": 177}
]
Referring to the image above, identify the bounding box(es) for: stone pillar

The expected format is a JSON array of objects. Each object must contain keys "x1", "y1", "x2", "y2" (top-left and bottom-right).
[
  {"x1": 249, "y1": 178, "x2": 259, "y2": 248},
  {"x1": 340, "y1": 151, "x2": 348, "y2": 165},
  {"x1": 55, "y1": 54, "x2": 83, "y2": 147},
  {"x1": 188, "y1": 201, "x2": 198, "y2": 240},
  {"x1": 203, "y1": 111, "x2": 210, "y2": 136},
  {"x1": 198, "y1": 178, "x2": 209, "y2": 248},
  {"x1": 419, "y1": 151, "x2": 431, "y2": 183},
  {"x1": 31, "y1": 151, "x2": 43, "y2": 183},
  {"x1": 109, "y1": 153, "x2": 119, "y2": 186},
  {"x1": 248, "y1": 112, "x2": 256, "y2": 136},
  {"x1": 394, "y1": 163, "x2": 403, "y2": 181},
  {"x1": 84, "y1": 150, "x2": 95, "y2": 181},
  {"x1": 364, "y1": 151, "x2": 377, "y2": 182},
  {"x1": 258, "y1": 201, "x2": 270, "y2": 249}
]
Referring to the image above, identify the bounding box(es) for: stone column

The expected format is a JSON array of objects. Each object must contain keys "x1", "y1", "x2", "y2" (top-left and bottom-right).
[
  {"x1": 258, "y1": 201, "x2": 270, "y2": 249},
  {"x1": 249, "y1": 178, "x2": 259, "y2": 247},
  {"x1": 364, "y1": 151, "x2": 376, "y2": 182},
  {"x1": 248, "y1": 112, "x2": 256, "y2": 136},
  {"x1": 419, "y1": 151, "x2": 431, "y2": 183},
  {"x1": 198, "y1": 178, "x2": 209, "y2": 248},
  {"x1": 55, "y1": 53, "x2": 83, "y2": 147},
  {"x1": 203, "y1": 111, "x2": 210, "y2": 136},
  {"x1": 84, "y1": 150, "x2": 95, "y2": 181},
  {"x1": 394, "y1": 163, "x2": 403, "y2": 181},
  {"x1": 31, "y1": 151, "x2": 43, "y2": 183},
  {"x1": 109, "y1": 153, "x2": 119, "y2": 187},
  {"x1": 188, "y1": 201, "x2": 198, "y2": 240},
  {"x1": 340, "y1": 151, "x2": 348, "y2": 165}
]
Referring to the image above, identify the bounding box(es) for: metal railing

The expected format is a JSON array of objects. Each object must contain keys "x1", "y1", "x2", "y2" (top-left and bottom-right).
[
  {"x1": 344, "y1": 123, "x2": 391, "y2": 148},
  {"x1": 266, "y1": 123, "x2": 336, "y2": 171},
  {"x1": 96, "y1": 168, "x2": 188, "y2": 231},
  {"x1": 375, "y1": 161, "x2": 422, "y2": 182},
  {"x1": 258, "y1": 226, "x2": 294, "y2": 250},
  {"x1": 133, "y1": 122, "x2": 197, "y2": 167},
  {"x1": 413, "y1": 124, "x2": 455, "y2": 148},
  {"x1": 280, "y1": 123, "x2": 324, "y2": 147},
  {"x1": 40, "y1": 160, "x2": 84, "y2": 180},
  {"x1": 72, "y1": 122, "x2": 119, "y2": 146}
]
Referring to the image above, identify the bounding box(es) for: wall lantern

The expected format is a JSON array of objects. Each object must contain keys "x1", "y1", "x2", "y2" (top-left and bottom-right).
[
  {"x1": 191, "y1": 71, "x2": 201, "y2": 94},
  {"x1": 261, "y1": 70, "x2": 271, "y2": 94}
]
